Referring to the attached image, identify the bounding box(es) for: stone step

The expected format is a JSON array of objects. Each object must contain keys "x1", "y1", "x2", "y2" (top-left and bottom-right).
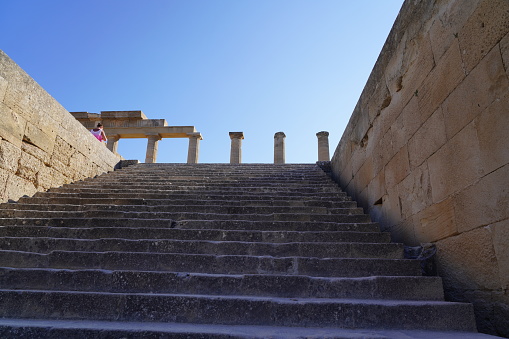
[
  {"x1": 0, "y1": 218, "x2": 379, "y2": 232},
  {"x1": 0, "y1": 319, "x2": 497, "y2": 339},
  {"x1": 0, "y1": 203, "x2": 362, "y2": 216},
  {"x1": 16, "y1": 196, "x2": 356, "y2": 208},
  {"x1": 0, "y1": 226, "x2": 391, "y2": 243},
  {"x1": 0, "y1": 268, "x2": 442, "y2": 300},
  {"x1": 0, "y1": 237, "x2": 404, "y2": 258},
  {"x1": 0, "y1": 210, "x2": 371, "y2": 223},
  {"x1": 30, "y1": 191, "x2": 351, "y2": 201},
  {"x1": 0, "y1": 290, "x2": 476, "y2": 331},
  {"x1": 0, "y1": 250, "x2": 421, "y2": 277},
  {"x1": 45, "y1": 186, "x2": 344, "y2": 195}
]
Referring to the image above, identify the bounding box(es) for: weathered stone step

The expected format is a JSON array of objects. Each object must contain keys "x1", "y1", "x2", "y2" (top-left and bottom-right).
[
  {"x1": 0, "y1": 250, "x2": 421, "y2": 277},
  {"x1": 0, "y1": 218, "x2": 379, "y2": 232},
  {"x1": 30, "y1": 191, "x2": 351, "y2": 201},
  {"x1": 0, "y1": 268, "x2": 442, "y2": 300},
  {"x1": 0, "y1": 226, "x2": 390, "y2": 243},
  {"x1": 45, "y1": 186, "x2": 343, "y2": 195},
  {"x1": 0, "y1": 210, "x2": 371, "y2": 223},
  {"x1": 0, "y1": 290, "x2": 476, "y2": 331},
  {"x1": 0, "y1": 203, "x2": 362, "y2": 216},
  {"x1": 0, "y1": 237, "x2": 404, "y2": 259},
  {"x1": 0, "y1": 319, "x2": 497, "y2": 339},
  {"x1": 16, "y1": 196, "x2": 356, "y2": 208}
]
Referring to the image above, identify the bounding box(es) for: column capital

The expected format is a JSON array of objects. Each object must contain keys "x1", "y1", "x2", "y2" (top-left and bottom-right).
[
  {"x1": 316, "y1": 131, "x2": 329, "y2": 137},
  {"x1": 145, "y1": 133, "x2": 162, "y2": 141},
  {"x1": 274, "y1": 132, "x2": 286, "y2": 138},
  {"x1": 229, "y1": 132, "x2": 244, "y2": 140},
  {"x1": 187, "y1": 132, "x2": 203, "y2": 140}
]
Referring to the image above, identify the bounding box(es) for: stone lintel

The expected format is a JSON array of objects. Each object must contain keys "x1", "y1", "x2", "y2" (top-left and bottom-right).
[
  {"x1": 229, "y1": 132, "x2": 244, "y2": 140},
  {"x1": 105, "y1": 126, "x2": 197, "y2": 139},
  {"x1": 100, "y1": 110, "x2": 148, "y2": 120}
]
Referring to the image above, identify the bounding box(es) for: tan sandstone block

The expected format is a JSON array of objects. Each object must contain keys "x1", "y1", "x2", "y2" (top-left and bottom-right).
[
  {"x1": 501, "y1": 33, "x2": 509, "y2": 77},
  {"x1": 392, "y1": 96, "x2": 421, "y2": 153},
  {"x1": 436, "y1": 227, "x2": 501, "y2": 291},
  {"x1": 51, "y1": 136, "x2": 75, "y2": 166},
  {"x1": 355, "y1": 154, "x2": 374, "y2": 193},
  {"x1": 414, "y1": 197, "x2": 457, "y2": 243},
  {"x1": 458, "y1": 0, "x2": 509, "y2": 73},
  {"x1": 384, "y1": 145, "x2": 410, "y2": 189},
  {"x1": 427, "y1": 121, "x2": 482, "y2": 203},
  {"x1": 21, "y1": 141, "x2": 50, "y2": 166},
  {"x1": 408, "y1": 107, "x2": 447, "y2": 169},
  {"x1": 397, "y1": 162, "x2": 433, "y2": 219},
  {"x1": 417, "y1": 39, "x2": 465, "y2": 121},
  {"x1": 442, "y1": 44, "x2": 509, "y2": 140},
  {"x1": 36, "y1": 164, "x2": 53, "y2": 190},
  {"x1": 5, "y1": 173, "x2": 37, "y2": 202},
  {"x1": 381, "y1": 186, "x2": 403, "y2": 227},
  {"x1": 0, "y1": 139, "x2": 21, "y2": 173},
  {"x1": 367, "y1": 170, "x2": 385, "y2": 207},
  {"x1": 0, "y1": 167, "x2": 8, "y2": 202},
  {"x1": 429, "y1": 0, "x2": 481, "y2": 61},
  {"x1": 16, "y1": 151, "x2": 42, "y2": 183},
  {"x1": 0, "y1": 102, "x2": 25, "y2": 147},
  {"x1": 454, "y1": 164, "x2": 509, "y2": 233},
  {"x1": 0, "y1": 75, "x2": 7, "y2": 102},
  {"x1": 23, "y1": 121, "x2": 56, "y2": 154},
  {"x1": 476, "y1": 93, "x2": 509, "y2": 174},
  {"x1": 491, "y1": 219, "x2": 509, "y2": 289}
]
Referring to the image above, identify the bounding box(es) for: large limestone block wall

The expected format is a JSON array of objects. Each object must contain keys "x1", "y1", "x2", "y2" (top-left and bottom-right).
[
  {"x1": 331, "y1": 0, "x2": 509, "y2": 336},
  {"x1": 0, "y1": 50, "x2": 121, "y2": 203}
]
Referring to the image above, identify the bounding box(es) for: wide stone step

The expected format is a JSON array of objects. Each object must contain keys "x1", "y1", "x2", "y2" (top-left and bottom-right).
[
  {"x1": 0, "y1": 268, "x2": 443, "y2": 300},
  {"x1": 0, "y1": 237, "x2": 404, "y2": 258},
  {"x1": 0, "y1": 203, "x2": 362, "y2": 216},
  {"x1": 44, "y1": 186, "x2": 343, "y2": 195},
  {"x1": 16, "y1": 196, "x2": 356, "y2": 208},
  {"x1": 0, "y1": 250, "x2": 421, "y2": 277},
  {"x1": 0, "y1": 210, "x2": 371, "y2": 223},
  {"x1": 0, "y1": 218, "x2": 379, "y2": 232},
  {"x1": 30, "y1": 191, "x2": 352, "y2": 202},
  {"x1": 0, "y1": 290, "x2": 476, "y2": 331},
  {"x1": 0, "y1": 226, "x2": 391, "y2": 243},
  {"x1": 0, "y1": 319, "x2": 496, "y2": 339}
]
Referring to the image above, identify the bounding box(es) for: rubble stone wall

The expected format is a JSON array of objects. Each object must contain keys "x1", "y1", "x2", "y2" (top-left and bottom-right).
[
  {"x1": 331, "y1": 0, "x2": 509, "y2": 336},
  {"x1": 0, "y1": 50, "x2": 121, "y2": 203}
]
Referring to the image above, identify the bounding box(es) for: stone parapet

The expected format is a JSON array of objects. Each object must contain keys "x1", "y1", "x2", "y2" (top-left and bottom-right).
[
  {"x1": 330, "y1": 0, "x2": 509, "y2": 336},
  {"x1": 0, "y1": 50, "x2": 121, "y2": 203}
]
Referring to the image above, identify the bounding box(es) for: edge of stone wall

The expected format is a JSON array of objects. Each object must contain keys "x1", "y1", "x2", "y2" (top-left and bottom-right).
[{"x1": 0, "y1": 49, "x2": 122, "y2": 202}]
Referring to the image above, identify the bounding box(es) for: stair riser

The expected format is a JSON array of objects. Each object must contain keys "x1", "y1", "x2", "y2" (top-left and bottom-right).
[
  {"x1": 0, "y1": 238, "x2": 404, "y2": 259},
  {"x1": 0, "y1": 204, "x2": 363, "y2": 216},
  {"x1": 0, "y1": 290, "x2": 476, "y2": 331},
  {"x1": 0, "y1": 251, "x2": 421, "y2": 277},
  {"x1": 0, "y1": 211, "x2": 370, "y2": 223},
  {"x1": 0, "y1": 218, "x2": 379, "y2": 232},
  {"x1": 0, "y1": 269, "x2": 444, "y2": 300},
  {"x1": 16, "y1": 197, "x2": 355, "y2": 208},
  {"x1": 0, "y1": 226, "x2": 390, "y2": 243}
]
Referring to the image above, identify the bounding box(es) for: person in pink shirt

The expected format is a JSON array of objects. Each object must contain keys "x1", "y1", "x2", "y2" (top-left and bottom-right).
[{"x1": 90, "y1": 123, "x2": 108, "y2": 143}]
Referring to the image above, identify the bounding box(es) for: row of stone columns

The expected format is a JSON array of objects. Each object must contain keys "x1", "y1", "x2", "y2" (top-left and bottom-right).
[
  {"x1": 107, "y1": 132, "x2": 203, "y2": 164},
  {"x1": 229, "y1": 131, "x2": 330, "y2": 164}
]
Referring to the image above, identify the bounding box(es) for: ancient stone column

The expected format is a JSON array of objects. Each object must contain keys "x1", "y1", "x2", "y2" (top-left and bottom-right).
[
  {"x1": 145, "y1": 133, "x2": 162, "y2": 163},
  {"x1": 274, "y1": 132, "x2": 286, "y2": 164},
  {"x1": 187, "y1": 132, "x2": 203, "y2": 164},
  {"x1": 316, "y1": 131, "x2": 330, "y2": 161},
  {"x1": 106, "y1": 134, "x2": 120, "y2": 153},
  {"x1": 229, "y1": 132, "x2": 244, "y2": 164}
]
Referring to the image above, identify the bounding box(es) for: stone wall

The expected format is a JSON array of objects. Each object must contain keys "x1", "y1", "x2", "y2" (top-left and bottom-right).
[
  {"x1": 331, "y1": 0, "x2": 509, "y2": 336},
  {"x1": 0, "y1": 50, "x2": 121, "y2": 203}
]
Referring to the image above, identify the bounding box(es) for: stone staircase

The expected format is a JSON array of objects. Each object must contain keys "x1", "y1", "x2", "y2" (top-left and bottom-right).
[{"x1": 0, "y1": 163, "x2": 496, "y2": 338}]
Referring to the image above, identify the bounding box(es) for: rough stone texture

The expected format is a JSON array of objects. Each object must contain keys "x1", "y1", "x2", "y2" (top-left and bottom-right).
[
  {"x1": 330, "y1": 0, "x2": 509, "y2": 336},
  {"x1": 0, "y1": 50, "x2": 121, "y2": 203}
]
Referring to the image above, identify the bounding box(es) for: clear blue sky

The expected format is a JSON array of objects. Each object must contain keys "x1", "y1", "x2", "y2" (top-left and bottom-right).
[{"x1": 1, "y1": 0, "x2": 403, "y2": 164}]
